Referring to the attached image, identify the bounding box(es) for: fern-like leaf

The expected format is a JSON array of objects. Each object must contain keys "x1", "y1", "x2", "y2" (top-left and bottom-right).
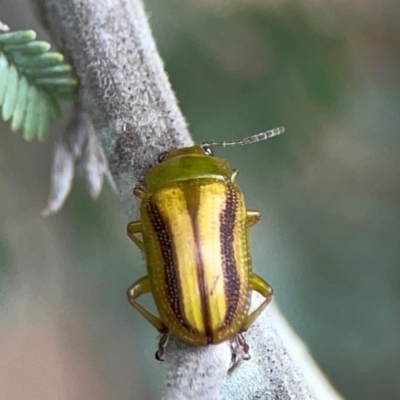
[{"x1": 0, "y1": 27, "x2": 78, "y2": 142}]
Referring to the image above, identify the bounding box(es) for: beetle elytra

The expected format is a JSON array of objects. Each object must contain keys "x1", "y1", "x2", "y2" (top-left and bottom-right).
[{"x1": 126, "y1": 126, "x2": 284, "y2": 361}]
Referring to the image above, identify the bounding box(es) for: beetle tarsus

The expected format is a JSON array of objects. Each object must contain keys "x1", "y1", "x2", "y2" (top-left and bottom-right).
[
  {"x1": 155, "y1": 350, "x2": 164, "y2": 362},
  {"x1": 229, "y1": 333, "x2": 251, "y2": 370},
  {"x1": 229, "y1": 338, "x2": 239, "y2": 369},
  {"x1": 230, "y1": 350, "x2": 238, "y2": 365},
  {"x1": 155, "y1": 333, "x2": 169, "y2": 362},
  {"x1": 236, "y1": 333, "x2": 250, "y2": 358}
]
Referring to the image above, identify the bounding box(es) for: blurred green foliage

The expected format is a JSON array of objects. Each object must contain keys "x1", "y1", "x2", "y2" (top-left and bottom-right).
[{"x1": 0, "y1": 234, "x2": 15, "y2": 292}]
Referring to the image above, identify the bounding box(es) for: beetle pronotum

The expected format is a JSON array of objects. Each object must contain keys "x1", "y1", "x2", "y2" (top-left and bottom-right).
[{"x1": 126, "y1": 126, "x2": 284, "y2": 361}]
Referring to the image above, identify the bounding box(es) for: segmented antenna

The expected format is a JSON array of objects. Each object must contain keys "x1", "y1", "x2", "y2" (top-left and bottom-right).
[{"x1": 202, "y1": 126, "x2": 285, "y2": 147}]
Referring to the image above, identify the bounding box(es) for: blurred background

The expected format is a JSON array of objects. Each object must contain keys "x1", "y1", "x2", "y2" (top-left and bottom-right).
[{"x1": 1, "y1": 0, "x2": 400, "y2": 399}]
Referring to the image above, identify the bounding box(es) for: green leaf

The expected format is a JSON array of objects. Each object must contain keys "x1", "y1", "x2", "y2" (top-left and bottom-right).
[
  {"x1": 24, "y1": 64, "x2": 73, "y2": 77},
  {"x1": 10, "y1": 75, "x2": 29, "y2": 132},
  {"x1": 23, "y1": 86, "x2": 39, "y2": 141},
  {"x1": 0, "y1": 27, "x2": 78, "y2": 141},
  {"x1": 34, "y1": 77, "x2": 79, "y2": 87},
  {"x1": 53, "y1": 91, "x2": 79, "y2": 101},
  {"x1": 0, "y1": 52, "x2": 8, "y2": 104},
  {"x1": 47, "y1": 96, "x2": 62, "y2": 120},
  {"x1": 0, "y1": 30, "x2": 36, "y2": 44},
  {"x1": 1, "y1": 64, "x2": 19, "y2": 121},
  {"x1": 36, "y1": 95, "x2": 51, "y2": 142},
  {"x1": 13, "y1": 52, "x2": 64, "y2": 67},
  {"x1": 4, "y1": 40, "x2": 51, "y2": 54}
]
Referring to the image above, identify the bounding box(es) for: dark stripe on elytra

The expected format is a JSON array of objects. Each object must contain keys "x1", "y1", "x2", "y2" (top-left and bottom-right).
[
  {"x1": 146, "y1": 200, "x2": 193, "y2": 333},
  {"x1": 185, "y1": 183, "x2": 213, "y2": 344},
  {"x1": 220, "y1": 185, "x2": 241, "y2": 328}
]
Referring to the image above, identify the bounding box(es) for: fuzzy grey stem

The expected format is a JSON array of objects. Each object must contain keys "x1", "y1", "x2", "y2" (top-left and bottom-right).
[
  {"x1": 32, "y1": 0, "x2": 342, "y2": 399},
  {"x1": 34, "y1": 0, "x2": 192, "y2": 217}
]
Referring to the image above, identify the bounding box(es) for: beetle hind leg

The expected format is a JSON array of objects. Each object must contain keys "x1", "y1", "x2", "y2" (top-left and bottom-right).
[
  {"x1": 230, "y1": 273, "x2": 272, "y2": 368},
  {"x1": 126, "y1": 276, "x2": 168, "y2": 333},
  {"x1": 155, "y1": 333, "x2": 170, "y2": 362},
  {"x1": 229, "y1": 333, "x2": 250, "y2": 370},
  {"x1": 240, "y1": 273, "x2": 273, "y2": 332}
]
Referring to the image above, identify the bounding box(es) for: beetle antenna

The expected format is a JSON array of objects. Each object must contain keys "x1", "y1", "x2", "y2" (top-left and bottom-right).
[{"x1": 201, "y1": 126, "x2": 285, "y2": 148}]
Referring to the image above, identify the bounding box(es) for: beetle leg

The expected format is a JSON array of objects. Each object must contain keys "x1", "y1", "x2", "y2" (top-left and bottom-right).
[
  {"x1": 126, "y1": 276, "x2": 168, "y2": 333},
  {"x1": 229, "y1": 332, "x2": 250, "y2": 371},
  {"x1": 155, "y1": 333, "x2": 170, "y2": 362},
  {"x1": 133, "y1": 185, "x2": 147, "y2": 199},
  {"x1": 230, "y1": 169, "x2": 239, "y2": 183},
  {"x1": 240, "y1": 273, "x2": 273, "y2": 332},
  {"x1": 235, "y1": 333, "x2": 250, "y2": 359},
  {"x1": 127, "y1": 220, "x2": 145, "y2": 252},
  {"x1": 246, "y1": 210, "x2": 261, "y2": 227}
]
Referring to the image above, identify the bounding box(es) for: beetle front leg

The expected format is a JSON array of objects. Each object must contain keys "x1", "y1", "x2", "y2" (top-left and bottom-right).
[
  {"x1": 126, "y1": 276, "x2": 168, "y2": 334},
  {"x1": 127, "y1": 220, "x2": 145, "y2": 252},
  {"x1": 246, "y1": 210, "x2": 261, "y2": 227},
  {"x1": 133, "y1": 185, "x2": 147, "y2": 199},
  {"x1": 240, "y1": 273, "x2": 273, "y2": 332}
]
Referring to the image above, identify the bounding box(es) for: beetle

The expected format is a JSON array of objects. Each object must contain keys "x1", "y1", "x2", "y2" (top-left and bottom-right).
[{"x1": 126, "y1": 126, "x2": 284, "y2": 361}]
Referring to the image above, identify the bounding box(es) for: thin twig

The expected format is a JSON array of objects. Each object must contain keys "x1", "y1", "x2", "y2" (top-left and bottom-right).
[{"x1": 31, "y1": 0, "x2": 343, "y2": 399}]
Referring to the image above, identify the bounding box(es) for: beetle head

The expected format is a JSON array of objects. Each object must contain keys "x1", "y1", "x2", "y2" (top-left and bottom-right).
[
  {"x1": 145, "y1": 145, "x2": 233, "y2": 191},
  {"x1": 144, "y1": 126, "x2": 285, "y2": 191}
]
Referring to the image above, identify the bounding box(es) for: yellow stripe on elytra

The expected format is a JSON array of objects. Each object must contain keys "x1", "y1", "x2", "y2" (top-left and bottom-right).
[
  {"x1": 154, "y1": 186, "x2": 205, "y2": 334},
  {"x1": 197, "y1": 181, "x2": 228, "y2": 332}
]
